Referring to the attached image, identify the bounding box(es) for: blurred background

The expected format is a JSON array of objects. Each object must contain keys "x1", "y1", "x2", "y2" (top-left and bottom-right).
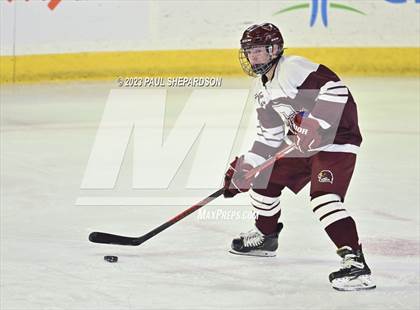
[{"x1": 1, "y1": 0, "x2": 419, "y2": 81}]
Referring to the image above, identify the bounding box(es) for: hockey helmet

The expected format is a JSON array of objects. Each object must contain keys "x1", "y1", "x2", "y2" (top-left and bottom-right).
[{"x1": 239, "y1": 23, "x2": 284, "y2": 76}]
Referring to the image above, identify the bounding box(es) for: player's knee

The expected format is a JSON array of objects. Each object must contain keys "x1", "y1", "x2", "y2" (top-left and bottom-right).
[
  {"x1": 249, "y1": 189, "x2": 281, "y2": 217},
  {"x1": 311, "y1": 191, "x2": 343, "y2": 202},
  {"x1": 310, "y1": 193, "x2": 350, "y2": 229}
]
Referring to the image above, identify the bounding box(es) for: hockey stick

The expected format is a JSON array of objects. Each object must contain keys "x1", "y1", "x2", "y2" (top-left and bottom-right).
[
  {"x1": 88, "y1": 188, "x2": 224, "y2": 246},
  {"x1": 88, "y1": 143, "x2": 296, "y2": 246}
]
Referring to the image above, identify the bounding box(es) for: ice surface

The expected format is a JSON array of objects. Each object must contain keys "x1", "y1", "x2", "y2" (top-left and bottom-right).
[{"x1": 1, "y1": 78, "x2": 419, "y2": 310}]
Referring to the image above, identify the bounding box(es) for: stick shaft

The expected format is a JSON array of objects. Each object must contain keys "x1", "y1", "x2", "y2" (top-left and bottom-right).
[
  {"x1": 134, "y1": 145, "x2": 294, "y2": 244},
  {"x1": 135, "y1": 188, "x2": 224, "y2": 245},
  {"x1": 245, "y1": 144, "x2": 295, "y2": 180},
  {"x1": 88, "y1": 189, "x2": 224, "y2": 246},
  {"x1": 89, "y1": 144, "x2": 295, "y2": 246}
]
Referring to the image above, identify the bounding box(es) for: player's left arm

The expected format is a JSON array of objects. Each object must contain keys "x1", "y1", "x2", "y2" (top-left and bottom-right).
[
  {"x1": 292, "y1": 68, "x2": 349, "y2": 152},
  {"x1": 310, "y1": 79, "x2": 349, "y2": 128}
]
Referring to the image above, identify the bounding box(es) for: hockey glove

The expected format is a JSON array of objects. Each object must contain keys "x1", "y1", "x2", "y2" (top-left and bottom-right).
[
  {"x1": 223, "y1": 156, "x2": 254, "y2": 198},
  {"x1": 292, "y1": 112, "x2": 323, "y2": 153}
]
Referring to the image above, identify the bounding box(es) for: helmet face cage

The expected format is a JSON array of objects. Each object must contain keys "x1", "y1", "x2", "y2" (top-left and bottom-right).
[
  {"x1": 239, "y1": 23, "x2": 284, "y2": 77},
  {"x1": 239, "y1": 44, "x2": 283, "y2": 77}
]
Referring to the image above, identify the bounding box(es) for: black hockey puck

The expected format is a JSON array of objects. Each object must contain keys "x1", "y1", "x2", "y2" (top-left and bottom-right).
[{"x1": 104, "y1": 255, "x2": 118, "y2": 263}]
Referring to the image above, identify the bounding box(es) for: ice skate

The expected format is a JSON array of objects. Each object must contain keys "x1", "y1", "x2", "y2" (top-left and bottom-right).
[
  {"x1": 329, "y1": 246, "x2": 376, "y2": 291},
  {"x1": 229, "y1": 223, "x2": 283, "y2": 257}
]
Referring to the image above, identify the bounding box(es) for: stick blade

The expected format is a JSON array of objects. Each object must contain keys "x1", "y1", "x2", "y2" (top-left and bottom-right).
[{"x1": 89, "y1": 232, "x2": 139, "y2": 246}]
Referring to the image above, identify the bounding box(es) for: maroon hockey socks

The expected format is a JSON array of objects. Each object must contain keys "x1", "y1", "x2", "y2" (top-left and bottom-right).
[
  {"x1": 255, "y1": 211, "x2": 281, "y2": 235},
  {"x1": 325, "y1": 216, "x2": 360, "y2": 251}
]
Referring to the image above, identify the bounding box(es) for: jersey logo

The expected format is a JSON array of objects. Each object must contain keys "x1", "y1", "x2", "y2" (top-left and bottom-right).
[
  {"x1": 271, "y1": 103, "x2": 296, "y2": 119},
  {"x1": 318, "y1": 170, "x2": 334, "y2": 184},
  {"x1": 255, "y1": 92, "x2": 266, "y2": 107}
]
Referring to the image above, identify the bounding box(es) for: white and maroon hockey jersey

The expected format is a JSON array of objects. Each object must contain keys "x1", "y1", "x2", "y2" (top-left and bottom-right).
[{"x1": 244, "y1": 55, "x2": 362, "y2": 168}]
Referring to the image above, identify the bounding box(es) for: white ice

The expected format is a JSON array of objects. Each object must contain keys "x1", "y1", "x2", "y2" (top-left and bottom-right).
[{"x1": 1, "y1": 78, "x2": 419, "y2": 310}]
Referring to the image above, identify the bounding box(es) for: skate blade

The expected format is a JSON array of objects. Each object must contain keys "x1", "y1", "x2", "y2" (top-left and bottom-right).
[
  {"x1": 229, "y1": 249, "x2": 276, "y2": 257},
  {"x1": 332, "y1": 274, "x2": 376, "y2": 291}
]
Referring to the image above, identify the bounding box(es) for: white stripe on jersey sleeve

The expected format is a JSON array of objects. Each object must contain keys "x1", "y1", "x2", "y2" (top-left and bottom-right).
[
  {"x1": 257, "y1": 125, "x2": 285, "y2": 141},
  {"x1": 320, "y1": 81, "x2": 346, "y2": 92},
  {"x1": 243, "y1": 152, "x2": 266, "y2": 168},
  {"x1": 324, "y1": 87, "x2": 349, "y2": 95},
  {"x1": 257, "y1": 124, "x2": 284, "y2": 135},
  {"x1": 256, "y1": 134, "x2": 282, "y2": 148},
  {"x1": 318, "y1": 94, "x2": 348, "y2": 104},
  {"x1": 308, "y1": 113, "x2": 331, "y2": 129},
  {"x1": 318, "y1": 81, "x2": 349, "y2": 104}
]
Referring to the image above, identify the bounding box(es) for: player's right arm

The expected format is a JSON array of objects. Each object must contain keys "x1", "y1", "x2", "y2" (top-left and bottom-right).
[{"x1": 244, "y1": 105, "x2": 286, "y2": 166}]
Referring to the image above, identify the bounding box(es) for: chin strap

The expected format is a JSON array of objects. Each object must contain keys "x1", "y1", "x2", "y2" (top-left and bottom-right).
[{"x1": 256, "y1": 54, "x2": 282, "y2": 77}]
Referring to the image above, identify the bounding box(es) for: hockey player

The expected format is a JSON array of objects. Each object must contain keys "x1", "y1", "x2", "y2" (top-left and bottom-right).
[{"x1": 223, "y1": 23, "x2": 375, "y2": 291}]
